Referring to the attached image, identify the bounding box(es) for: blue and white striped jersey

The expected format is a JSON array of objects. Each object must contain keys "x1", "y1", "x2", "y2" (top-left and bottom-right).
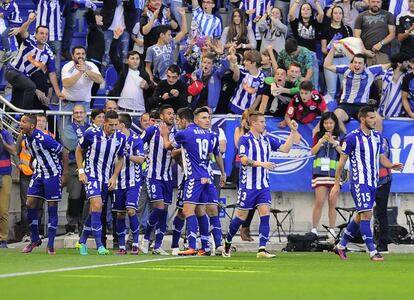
[
  {"x1": 342, "y1": 129, "x2": 384, "y2": 188},
  {"x1": 24, "y1": 128, "x2": 63, "y2": 178},
  {"x1": 117, "y1": 132, "x2": 145, "y2": 190},
  {"x1": 336, "y1": 64, "x2": 383, "y2": 104},
  {"x1": 238, "y1": 132, "x2": 282, "y2": 190},
  {"x1": 172, "y1": 123, "x2": 217, "y2": 180},
  {"x1": 35, "y1": 0, "x2": 63, "y2": 41},
  {"x1": 79, "y1": 127, "x2": 126, "y2": 184},
  {"x1": 240, "y1": 0, "x2": 268, "y2": 40},
  {"x1": 1, "y1": 0, "x2": 22, "y2": 26},
  {"x1": 141, "y1": 124, "x2": 177, "y2": 181},
  {"x1": 229, "y1": 67, "x2": 266, "y2": 114},
  {"x1": 378, "y1": 68, "x2": 404, "y2": 117},
  {"x1": 191, "y1": 7, "x2": 222, "y2": 39},
  {"x1": 9, "y1": 36, "x2": 56, "y2": 76}
]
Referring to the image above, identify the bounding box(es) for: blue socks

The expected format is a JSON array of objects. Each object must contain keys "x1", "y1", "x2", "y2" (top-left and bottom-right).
[
  {"x1": 186, "y1": 215, "x2": 198, "y2": 250},
  {"x1": 259, "y1": 215, "x2": 270, "y2": 248},
  {"x1": 27, "y1": 208, "x2": 40, "y2": 242},
  {"x1": 144, "y1": 208, "x2": 163, "y2": 241},
  {"x1": 210, "y1": 215, "x2": 222, "y2": 247},
  {"x1": 79, "y1": 214, "x2": 92, "y2": 244},
  {"x1": 171, "y1": 216, "x2": 185, "y2": 248},
  {"x1": 47, "y1": 205, "x2": 58, "y2": 248},
  {"x1": 116, "y1": 218, "x2": 126, "y2": 249},
  {"x1": 129, "y1": 214, "x2": 139, "y2": 245},
  {"x1": 339, "y1": 219, "x2": 359, "y2": 248},
  {"x1": 360, "y1": 220, "x2": 376, "y2": 253},
  {"x1": 197, "y1": 214, "x2": 210, "y2": 251},
  {"x1": 154, "y1": 210, "x2": 167, "y2": 250},
  {"x1": 91, "y1": 212, "x2": 103, "y2": 248},
  {"x1": 226, "y1": 217, "x2": 245, "y2": 243}
]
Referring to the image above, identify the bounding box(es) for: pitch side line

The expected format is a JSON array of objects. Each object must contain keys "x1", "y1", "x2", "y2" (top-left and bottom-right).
[{"x1": 0, "y1": 256, "x2": 189, "y2": 279}]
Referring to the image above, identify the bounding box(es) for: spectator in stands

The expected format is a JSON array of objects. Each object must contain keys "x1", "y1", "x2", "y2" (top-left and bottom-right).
[
  {"x1": 188, "y1": 51, "x2": 231, "y2": 112},
  {"x1": 310, "y1": 112, "x2": 342, "y2": 238},
  {"x1": 62, "y1": 0, "x2": 97, "y2": 61},
  {"x1": 90, "y1": 108, "x2": 105, "y2": 128},
  {"x1": 0, "y1": 121, "x2": 17, "y2": 248},
  {"x1": 321, "y1": 5, "x2": 353, "y2": 102},
  {"x1": 101, "y1": 0, "x2": 138, "y2": 66},
  {"x1": 0, "y1": 0, "x2": 21, "y2": 63},
  {"x1": 132, "y1": 11, "x2": 146, "y2": 61},
  {"x1": 258, "y1": 5, "x2": 287, "y2": 54},
  {"x1": 150, "y1": 64, "x2": 188, "y2": 111},
  {"x1": 61, "y1": 104, "x2": 90, "y2": 234},
  {"x1": 278, "y1": 39, "x2": 313, "y2": 83},
  {"x1": 5, "y1": 13, "x2": 63, "y2": 110},
  {"x1": 220, "y1": 9, "x2": 256, "y2": 53},
  {"x1": 61, "y1": 45, "x2": 103, "y2": 120},
  {"x1": 240, "y1": 0, "x2": 267, "y2": 49},
  {"x1": 401, "y1": 58, "x2": 414, "y2": 118},
  {"x1": 0, "y1": 0, "x2": 18, "y2": 62},
  {"x1": 259, "y1": 67, "x2": 291, "y2": 119},
  {"x1": 260, "y1": 45, "x2": 278, "y2": 77},
  {"x1": 378, "y1": 53, "x2": 408, "y2": 118},
  {"x1": 184, "y1": 37, "x2": 225, "y2": 72},
  {"x1": 191, "y1": 0, "x2": 222, "y2": 39},
  {"x1": 104, "y1": 99, "x2": 118, "y2": 112},
  {"x1": 288, "y1": 0, "x2": 324, "y2": 90},
  {"x1": 284, "y1": 81, "x2": 328, "y2": 130},
  {"x1": 324, "y1": 47, "x2": 389, "y2": 132},
  {"x1": 397, "y1": 0, "x2": 414, "y2": 59},
  {"x1": 145, "y1": 8, "x2": 187, "y2": 83},
  {"x1": 140, "y1": 0, "x2": 179, "y2": 52},
  {"x1": 109, "y1": 28, "x2": 150, "y2": 112},
  {"x1": 229, "y1": 49, "x2": 266, "y2": 114},
  {"x1": 354, "y1": 0, "x2": 396, "y2": 66},
  {"x1": 34, "y1": 0, "x2": 64, "y2": 77},
  {"x1": 84, "y1": 8, "x2": 105, "y2": 103},
  {"x1": 325, "y1": 0, "x2": 360, "y2": 29}
]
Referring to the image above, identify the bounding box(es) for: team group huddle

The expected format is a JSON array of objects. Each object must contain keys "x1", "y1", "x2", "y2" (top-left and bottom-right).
[{"x1": 19, "y1": 102, "x2": 403, "y2": 260}]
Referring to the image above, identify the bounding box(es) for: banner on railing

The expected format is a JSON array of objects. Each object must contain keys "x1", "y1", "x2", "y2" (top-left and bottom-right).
[{"x1": 215, "y1": 117, "x2": 414, "y2": 193}]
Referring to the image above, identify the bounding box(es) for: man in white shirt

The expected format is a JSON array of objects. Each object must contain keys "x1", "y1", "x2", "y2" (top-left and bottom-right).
[
  {"x1": 60, "y1": 46, "x2": 104, "y2": 130},
  {"x1": 118, "y1": 51, "x2": 149, "y2": 111}
]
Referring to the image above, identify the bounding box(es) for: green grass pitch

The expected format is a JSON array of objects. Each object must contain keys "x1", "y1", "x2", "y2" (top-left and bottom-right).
[{"x1": 1, "y1": 249, "x2": 414, "y2": 299}]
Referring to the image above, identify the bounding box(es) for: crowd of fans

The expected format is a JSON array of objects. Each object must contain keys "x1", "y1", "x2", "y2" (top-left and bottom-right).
[{"x1": 0, "y1": 0, "x2": 413, "y2": 252}]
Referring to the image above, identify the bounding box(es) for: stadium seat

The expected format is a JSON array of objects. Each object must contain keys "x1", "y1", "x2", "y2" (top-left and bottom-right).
[
  {"x1": 270, "y1": 208, "x2": 293, "y2": 242},
  {"x1": 105, "y1": 67, "x2": 118, "y2": 92}
]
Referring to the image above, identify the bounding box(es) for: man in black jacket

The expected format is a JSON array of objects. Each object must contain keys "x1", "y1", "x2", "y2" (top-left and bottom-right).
[
  {"x1": 101, "y1": 0, "x2": 138, "y2": 66},
  {"x1": 108, "y1": 28, "x2": 152, "y2": 112},
  {"x1": 149, "y1": 64, "x2": 188, "y2": 112}
]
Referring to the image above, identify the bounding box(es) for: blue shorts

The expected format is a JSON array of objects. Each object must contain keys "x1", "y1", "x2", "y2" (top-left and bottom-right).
[
  {"x1": 351, "y1": 183, "x2": 376, "y2": 212},
  {"x1": 176, "y1": 179, "x2": 184, "y2": 209},
  {"x1": 85, "y1": 178, "x2": 109, "y2": 202},
  {"x1": 27, "y1": 174, "x2": 62, "y2": 202},
  {"x1": 146, "y1": 178, "x2": 173, "y2": 205},
  {"x1": 113, "y1": 185, "x2": 142, "y2": 211},
  {"x1": 202, "y1": 182, "x2": 219, "y2": 205},
  {"x1": 236, "y1": 188, "x2": 271, "y2": 210},
  {"x1": 183, "y1": 179, "x2": 210, "y2": 205}
]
